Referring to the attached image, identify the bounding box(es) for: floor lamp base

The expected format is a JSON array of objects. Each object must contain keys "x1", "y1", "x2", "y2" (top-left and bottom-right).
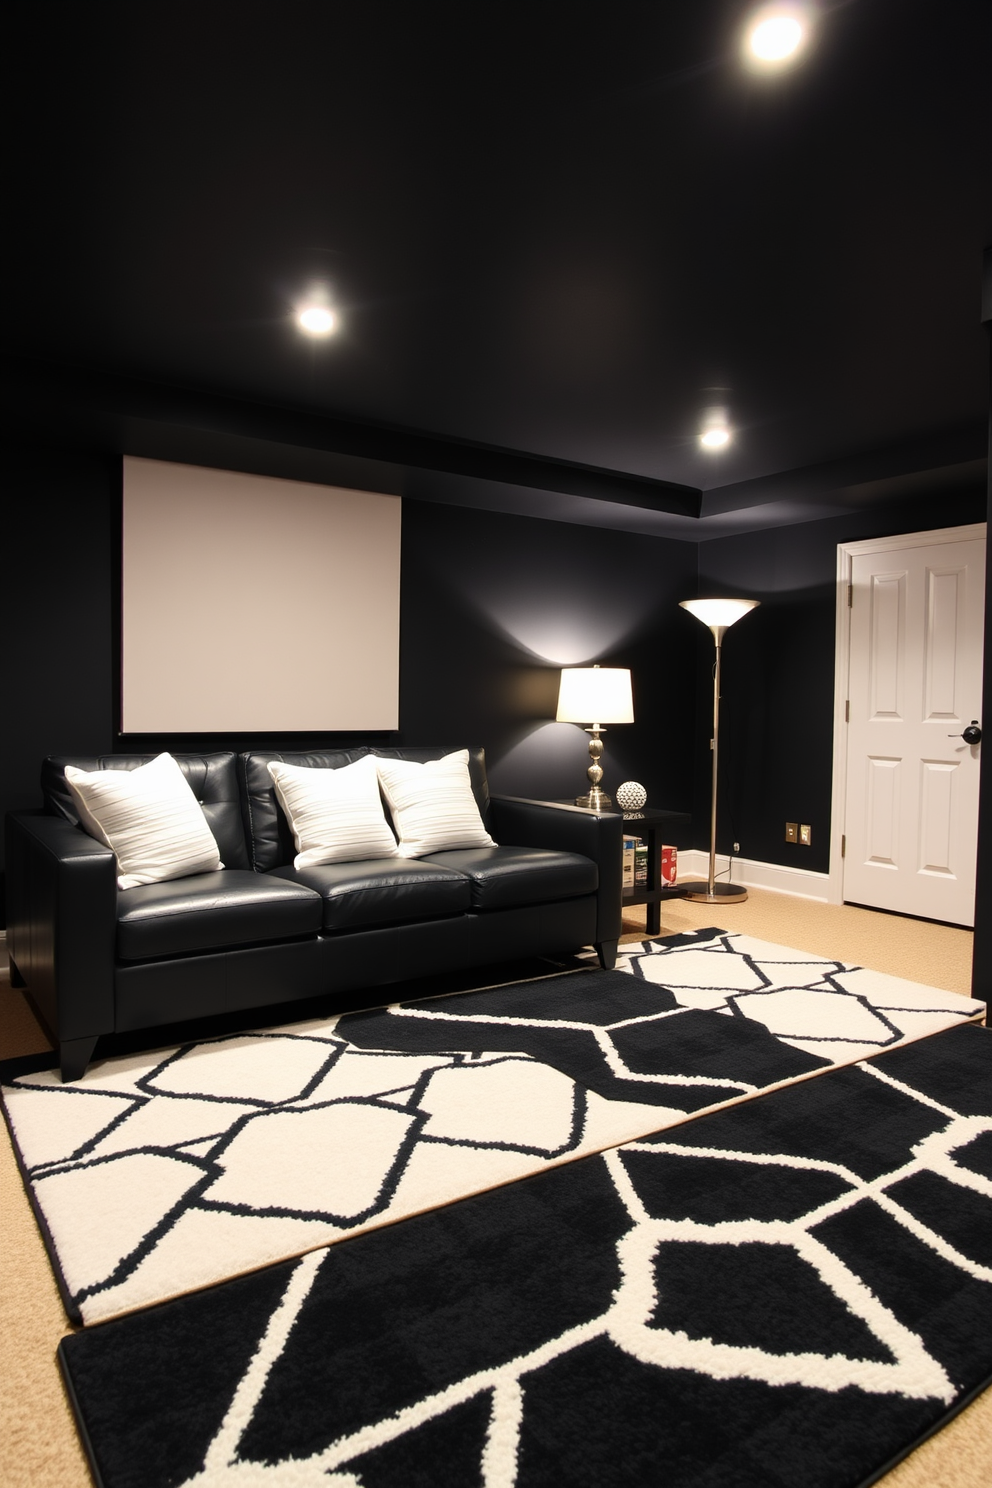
[{"x1": 681, "y1": 880, "x2": 749, "y2": 905}]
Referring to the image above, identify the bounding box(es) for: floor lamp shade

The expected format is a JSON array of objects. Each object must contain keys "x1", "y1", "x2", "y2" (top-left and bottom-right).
[
  {"x1": 679, "y1": 597, "x2": 760, "y2": 638},
  {"x1": 679, "y1": 598, "x2": 759, "y2": 902},
  {"x1": 556, "y1": 666, "x2": 634, "y2": 811}
]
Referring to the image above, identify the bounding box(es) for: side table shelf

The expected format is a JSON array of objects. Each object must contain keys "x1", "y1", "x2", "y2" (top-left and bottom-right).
[{"x1": 620, "y1": 807, "x2": 691, "y2": 935}]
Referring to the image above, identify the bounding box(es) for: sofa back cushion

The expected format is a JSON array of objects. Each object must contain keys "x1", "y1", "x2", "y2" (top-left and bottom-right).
[
  {"x1": 42, "y1": 752, "x2": 250, "y2": 870},
  {"x1": 376, "y1": 750, "x2": 496, "y2": 857},
  {"x1": 268, "y1": 755, "x2": 399, "y2": 868},
  {"x1": 241, "y1": 750, "x2": 371, "y2": 871},
  {"x1": 241, "y1": 747, "x2": 491, "y2": 871},
  {"x1": 65, "y1": 752, "x2": 225, "y2": 889}
]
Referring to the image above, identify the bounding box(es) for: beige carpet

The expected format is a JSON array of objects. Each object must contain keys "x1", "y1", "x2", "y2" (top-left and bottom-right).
[{"x1": 2, "y1": 893, "x2": 990, "y2": 1487}]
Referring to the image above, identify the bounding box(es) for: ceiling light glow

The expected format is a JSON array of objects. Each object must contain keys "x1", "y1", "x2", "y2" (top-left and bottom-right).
[
  {"x1": 698, "y1": 404, "x2": 732, "y2": 451},
  {"x1": 751, "y1": 16, "x2": 803, "y2": 59},
  {"x1": 296, "y1": 305, "x2": 338, "y2": 336},
  {"x1": 744, "y1": 5, "x2": 811, "y2": 70}
]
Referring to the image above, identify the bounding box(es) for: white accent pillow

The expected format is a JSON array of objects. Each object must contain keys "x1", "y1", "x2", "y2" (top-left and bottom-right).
[
  {"x1": 267, "y1": 754, "x2": 399, "y2": 869},
  {"x1": 376, "y1": 749, "x2": 496, "y2": 858},
  {"x1": 65, "y1": 753, "x2": 224, "y2": 890}
]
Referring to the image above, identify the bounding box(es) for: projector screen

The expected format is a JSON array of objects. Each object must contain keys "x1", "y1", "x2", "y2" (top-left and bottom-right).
[{"x1": 122, "y1": 457, "x2": 401, "y2": 732}]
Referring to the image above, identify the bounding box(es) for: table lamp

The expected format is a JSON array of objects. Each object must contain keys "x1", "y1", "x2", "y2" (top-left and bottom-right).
[{"x1": 556, "y1": 665, "x2": 634, "y2": 810}]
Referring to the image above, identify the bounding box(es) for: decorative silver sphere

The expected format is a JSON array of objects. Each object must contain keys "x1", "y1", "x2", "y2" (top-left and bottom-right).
[{"x1": 616, "y1": 781, "x2": 647, "y2": 812}]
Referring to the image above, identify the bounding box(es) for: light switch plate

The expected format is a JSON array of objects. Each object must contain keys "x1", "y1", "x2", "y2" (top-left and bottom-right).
[
  {"x1": 799, "y1": 823, "x2": 812, "y2": 846},
  {"x1": 785, "y1": 822, "x2": 798, "y2": 843}
]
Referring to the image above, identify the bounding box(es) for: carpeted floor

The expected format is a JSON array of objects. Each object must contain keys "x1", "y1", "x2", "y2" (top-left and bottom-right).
[{"x1": 2, "y1": 893, "x2": 990, "y2": 1487}]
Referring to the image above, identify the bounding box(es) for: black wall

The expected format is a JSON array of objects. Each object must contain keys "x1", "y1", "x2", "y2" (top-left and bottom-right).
[
  {"x1": 2, "y1": 437, "x2": 986, "y2": 924},
  {"x1": 697, "y1": 490, "x2": 988, "y2": 875},
  {"x1": 0, "y1": 444, "x2": 699, "y2": 920},
  {"x1": 397, "y1": 500, "x2": 698, "y2": 807},
  {"x1": 971, "y1": 265, "x2": 992, "y2": 1000},
  {"x1": 6, "y1": 444, "x2": 117, "y2": 819}
]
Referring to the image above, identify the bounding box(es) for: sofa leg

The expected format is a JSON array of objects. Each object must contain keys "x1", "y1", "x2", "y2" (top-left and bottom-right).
[
  {"x1": 8, "y1": 957, "x2": 26, "y2": 988},
  {"x1": 60, "y1": 1036, "x2": 99, "y2": 1083},
  {"x1": 595, "y1": 939, "x2": 618, "y2": 971}
]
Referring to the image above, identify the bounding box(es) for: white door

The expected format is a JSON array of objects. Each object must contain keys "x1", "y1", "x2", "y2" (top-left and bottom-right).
[{"x1": 841, "y1": 526, "x2": 985, "y2": 926}]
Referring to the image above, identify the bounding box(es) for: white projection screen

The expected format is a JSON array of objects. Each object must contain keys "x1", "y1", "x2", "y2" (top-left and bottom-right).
[{"x1": 122, "y1": 457, "x2": 401, "y2": 732}]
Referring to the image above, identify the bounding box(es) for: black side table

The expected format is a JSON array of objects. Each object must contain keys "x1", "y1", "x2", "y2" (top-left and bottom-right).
[{"x1": 620, "y1": 807, "x2": 691, "y2": 935}]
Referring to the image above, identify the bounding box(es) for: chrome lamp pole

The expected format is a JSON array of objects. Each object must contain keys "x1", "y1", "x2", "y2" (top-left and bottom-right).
[{"x1": 679, "y1": 598, "x2": 760, "y2": 904}]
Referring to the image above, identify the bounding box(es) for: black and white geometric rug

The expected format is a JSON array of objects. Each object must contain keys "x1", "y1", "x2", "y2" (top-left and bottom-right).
[
  {"x1": 609, "y1": 929, "x2": 981, "y2": 1060},
  {"x1": 58, "y1": 1022, "x2": 992, "y2": 1488},
  {"x1": 3, "y1": 932, "x2": 982, "y2": 1324}
]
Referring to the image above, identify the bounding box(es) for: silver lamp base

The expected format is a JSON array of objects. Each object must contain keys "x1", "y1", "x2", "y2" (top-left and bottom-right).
[
  {"x1": 576, "y1": 787, "x2": 612, "y2": 811},
  {"x1": 681, "y1": 880, "x2": 749, "y2": 904}
]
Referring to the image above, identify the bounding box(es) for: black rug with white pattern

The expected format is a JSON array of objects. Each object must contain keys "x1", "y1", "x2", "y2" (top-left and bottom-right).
[{"x1": 59, "y1": 1022, "x2": 992, "y2": 1488}]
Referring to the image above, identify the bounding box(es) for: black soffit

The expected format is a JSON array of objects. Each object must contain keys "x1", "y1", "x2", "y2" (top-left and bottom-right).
[
  {"x1": 6, "y1": 357, "x2": 987, "y2": 542},
  {"x1": 4, "y1": 357, "x2": 700, "y2": 517}
]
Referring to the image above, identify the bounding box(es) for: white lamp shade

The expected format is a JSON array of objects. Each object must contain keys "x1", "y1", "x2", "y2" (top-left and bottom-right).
[
  {"x1": 556, "y1": 667, "x2": 634, "y2": 725},
  {"x1": 680, "y1": 598, "x2": 759, "y2": 630}
]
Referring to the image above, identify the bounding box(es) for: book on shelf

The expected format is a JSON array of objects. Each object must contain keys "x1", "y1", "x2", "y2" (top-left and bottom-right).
[
  {"x1": 622, "y1": 834, "x2": 640, "y2": 889},
  {"x1": 661, "y1": 845, "x2": 677, "y2": 884}
]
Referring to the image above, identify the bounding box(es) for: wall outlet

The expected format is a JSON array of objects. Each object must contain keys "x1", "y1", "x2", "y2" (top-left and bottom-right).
[
  {"x1": 799, "y1": 823, "x2": 812, "y2": 846},
  {"x1": 785, "y1": 822, "x2": 798, "y2": 843}
]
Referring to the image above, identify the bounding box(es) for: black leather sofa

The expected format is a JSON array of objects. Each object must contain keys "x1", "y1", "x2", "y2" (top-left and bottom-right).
[{"x1": 5, "y1": 746, "x2": 622, "y2": 1081}]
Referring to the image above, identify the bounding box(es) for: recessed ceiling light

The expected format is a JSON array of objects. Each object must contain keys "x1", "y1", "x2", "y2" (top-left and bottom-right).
[
  {"x1": 699, "y1": 404, "x2": 733, "y2": 450},
  {"x1": 744, "y1": 5, "x2": 810, "y2": 69},
  {"x1": 296, "y1": 305, "x2": 338, "y2": 336}
]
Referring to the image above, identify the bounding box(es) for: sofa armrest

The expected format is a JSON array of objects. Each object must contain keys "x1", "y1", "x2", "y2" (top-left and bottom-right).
[
  {"x1": 489, "y1": 796, "x2": 622, "y2": 945},
  {"x1": 5, "y1": 812, "x2": 118, "y2": 1044}
]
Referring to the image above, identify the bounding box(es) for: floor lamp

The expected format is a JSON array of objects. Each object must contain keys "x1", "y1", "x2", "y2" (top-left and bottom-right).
[{"x1": 679, "y1": 598, "x2": 760, "y2": 904}]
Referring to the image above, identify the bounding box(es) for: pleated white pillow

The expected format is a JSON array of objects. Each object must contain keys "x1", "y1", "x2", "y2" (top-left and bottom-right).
[
  {"x1": 267, "y1": 754, "x2": 399, "y2": 869},
  {"x1": 376, "y1": 749, "x2": 496, "y2": 858},
  {"x1": 65, "y1": 753, "x2": 224, "y2": 890}
]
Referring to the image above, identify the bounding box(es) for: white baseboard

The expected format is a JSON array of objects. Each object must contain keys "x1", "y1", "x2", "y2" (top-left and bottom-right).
[{"x1": 676, "y1": 849, "x2": 829, "y2": 903}]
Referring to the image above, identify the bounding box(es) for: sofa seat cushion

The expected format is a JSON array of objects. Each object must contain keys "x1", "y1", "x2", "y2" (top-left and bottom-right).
[
  {"x1": 117, "y1": 871, "x2": 323, "y2": 960},
  {"x1": 422, "y1": 846, "x2": 597, "y2": 911},
  {"x1": 270, "y1": 859, "x2": 472, "y2": 932}
]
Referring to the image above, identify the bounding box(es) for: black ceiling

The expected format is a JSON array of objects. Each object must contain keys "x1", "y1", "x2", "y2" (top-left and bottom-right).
[{"x1": 7, "y1": 0, "x2": 991, "y2": 536}]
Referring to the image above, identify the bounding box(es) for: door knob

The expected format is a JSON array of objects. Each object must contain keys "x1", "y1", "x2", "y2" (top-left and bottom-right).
[{"x1": 948, "y1": 720, "x2": 982, "y2": 744}]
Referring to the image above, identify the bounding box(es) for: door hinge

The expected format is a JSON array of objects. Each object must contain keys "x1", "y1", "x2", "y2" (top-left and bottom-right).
[
  {"x1": 844, "y1": 699, "x2": 850, "y2": 723},
  {"x1": 847, "y1": 583, "x2": 853, "y2": 608},
  {"x1": 841, "y1": 834, "x2": 846, "y2": 858}
]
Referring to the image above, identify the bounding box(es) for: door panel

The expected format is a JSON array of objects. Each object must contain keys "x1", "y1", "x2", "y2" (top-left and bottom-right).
[
  {"x1": 869, "y1": 572, "x2": 904, "y2": 719},
  {"x1": 844, "y1": 535, "x2": 984, "y2": 926},
  {"x1": 924, "y1": 568, "x2": 963, "y2": 719},
  {"x1": 864, "y1": 757, "x2": 899, "y2": 865},
  {"x1": 918, "y1": 759, "x2": 955, "y2": 874}
]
